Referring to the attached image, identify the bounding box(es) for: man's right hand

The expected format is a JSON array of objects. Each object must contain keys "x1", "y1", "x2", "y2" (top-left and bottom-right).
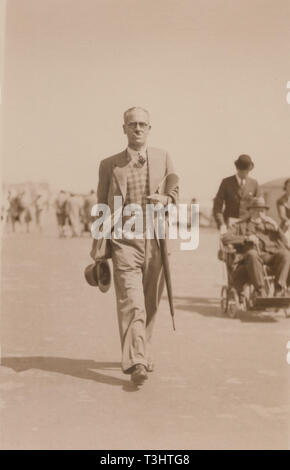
[
  {"x1": 246, "y1": 234, "x2": 259, "y2": 245},
  {"x1": 219, "y1": 224, "x2": 227, "y2": 235}
]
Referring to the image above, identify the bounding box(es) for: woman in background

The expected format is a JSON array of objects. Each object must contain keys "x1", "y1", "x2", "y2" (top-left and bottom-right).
[{"x1": 277, "y1": 178, "x2": 290, "y2": 247}]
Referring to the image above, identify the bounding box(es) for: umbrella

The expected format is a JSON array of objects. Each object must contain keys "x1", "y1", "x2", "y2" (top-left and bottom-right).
[
  {"x1": 160, "y1": 236, "x2": 176, "y2": 330},
  {"x1": 152, "y1": 172, "x2": 179, "y2": 331}
]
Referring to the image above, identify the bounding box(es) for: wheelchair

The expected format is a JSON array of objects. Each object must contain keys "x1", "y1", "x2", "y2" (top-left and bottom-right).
[{"x1": 218, "y1": 239, "x2": 290, "y2": 319}]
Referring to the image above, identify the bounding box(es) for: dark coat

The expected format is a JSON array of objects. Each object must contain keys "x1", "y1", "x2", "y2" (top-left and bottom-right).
[
  {"x1": 222, "y1": 215, "x2": 290, "y2": 254},
  {"x1": 213, "y1": 175, "x2": 260, "y2": 228}
]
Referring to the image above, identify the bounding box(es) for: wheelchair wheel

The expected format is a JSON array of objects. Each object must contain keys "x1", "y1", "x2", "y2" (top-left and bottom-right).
[
  {"x1": 220, "y1": 286, "x2": 228, "y2": 314},
  {"x1": 227, "y1": 288, "x2": 239, "y2": 319}
]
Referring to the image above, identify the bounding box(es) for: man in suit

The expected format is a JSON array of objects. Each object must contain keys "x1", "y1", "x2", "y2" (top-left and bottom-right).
[
  {"x1": 222, "y1": 197, "x2": 290, "y2": 298},
  {"x1": 90, "y1": 107, "x2": 178, "y2": 386},
  {"x1": 213, "y1": 154, "x2": 260, "y2": 232}
]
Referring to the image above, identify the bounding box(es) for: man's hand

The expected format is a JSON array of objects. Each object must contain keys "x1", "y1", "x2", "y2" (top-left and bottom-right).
[
  {"x1": 219, "y1": 224, "x2": 227, "y2": 235},
  {"x1": 90, "y1": 249, "x2": 96, "y2": 261},
  {"x1": 246, "y1": 234, "x2": 259, "y2": 245},
  {"x1": 147, "y1": 194, "x2": 170, "y2": 205}
]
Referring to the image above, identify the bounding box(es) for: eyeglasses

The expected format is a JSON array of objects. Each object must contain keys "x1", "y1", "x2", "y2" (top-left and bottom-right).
[{"x1": 126, "y1": 122, "x2": 149, "y2": 129}]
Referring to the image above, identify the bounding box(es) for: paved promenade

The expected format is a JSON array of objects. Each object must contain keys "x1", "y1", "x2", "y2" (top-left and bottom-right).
[{"x1": 0, "y1": 229, "x2": 289, "y2": 449}]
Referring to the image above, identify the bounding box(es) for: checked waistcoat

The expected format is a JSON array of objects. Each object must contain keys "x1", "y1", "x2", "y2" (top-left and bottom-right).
[{"x1": 124, "y1": 158, "x2": 150, "y2": 210}]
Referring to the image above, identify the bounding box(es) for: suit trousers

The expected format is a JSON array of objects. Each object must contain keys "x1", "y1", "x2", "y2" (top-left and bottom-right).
[
  {"x1": 233, "y1": 248, "x2": 290, "y2": 291},
  {"x1": 111, "y1": 236, "x2": 165, "y2": 373}
]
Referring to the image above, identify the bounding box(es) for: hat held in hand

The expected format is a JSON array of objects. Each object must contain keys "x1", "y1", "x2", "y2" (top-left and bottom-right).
[{"x1": 84, "y1": 260, "x2": 111, "y2": 293}]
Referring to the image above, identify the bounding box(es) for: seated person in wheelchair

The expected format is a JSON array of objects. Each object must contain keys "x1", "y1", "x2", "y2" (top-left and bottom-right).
[{"x1": 221, "y1": 197, "x2": 290, "y2": 298}]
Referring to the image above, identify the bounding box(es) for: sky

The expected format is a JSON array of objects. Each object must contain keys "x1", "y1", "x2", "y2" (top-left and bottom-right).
[{"x1": 1, "y1": 0, "x2": 290, "y2": 202}]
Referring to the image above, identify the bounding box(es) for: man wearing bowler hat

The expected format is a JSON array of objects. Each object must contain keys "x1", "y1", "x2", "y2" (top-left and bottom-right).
[
  {"x1": 89, "y1": 107, "x2": 179, "y2": 386},
  {"x1": 213, "y1": 154, "x2": 261, "y2": 232},
  {"x1": 222, "y1": 197, "x2": 290, "y2": 298}
]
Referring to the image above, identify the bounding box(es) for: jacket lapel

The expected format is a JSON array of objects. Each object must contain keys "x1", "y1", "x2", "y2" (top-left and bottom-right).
[
  {"x1": 112, "y1": 151, "x2": 129, "y2": 200},
  {"x1": 231, "y1": 175, "x2": 240, "y2": 189}
]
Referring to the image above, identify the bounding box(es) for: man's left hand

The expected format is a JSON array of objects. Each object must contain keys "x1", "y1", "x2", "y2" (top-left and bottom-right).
[{"x1": 147, "y1": 194, "x2": 170, "y2": 206}]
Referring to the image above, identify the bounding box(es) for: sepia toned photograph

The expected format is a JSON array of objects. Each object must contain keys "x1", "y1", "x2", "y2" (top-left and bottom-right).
[{"x1": 0, "y1": 0, "x2": 289, "y2": 451}]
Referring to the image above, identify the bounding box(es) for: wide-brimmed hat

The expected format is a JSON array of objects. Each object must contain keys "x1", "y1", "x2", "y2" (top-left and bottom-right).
[
  {"x1": 84, "y1": 260, "x2": 111, "y2": 293},
  {"x1": 247, "y1": 196, "x2": 269, "y2": 210},
  {"x1": 234, "y1": 154, "x2": 254, "y2": 170}
]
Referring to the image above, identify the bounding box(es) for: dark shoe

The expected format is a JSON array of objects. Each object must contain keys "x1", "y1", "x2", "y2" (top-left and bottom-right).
[
  {"x1": 131, "y1": 364, "x2": 148, "y2": 386},
  {"x1": 274, "y1": 285, "x2": 286, "y2": 297}
]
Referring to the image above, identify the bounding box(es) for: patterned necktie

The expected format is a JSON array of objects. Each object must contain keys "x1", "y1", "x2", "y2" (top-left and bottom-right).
[{"x1": 137, "y1": 153, "x2": 146, "y2": 166}]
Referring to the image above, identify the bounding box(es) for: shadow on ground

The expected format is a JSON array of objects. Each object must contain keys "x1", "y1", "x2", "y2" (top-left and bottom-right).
[
  {"x1": 239, "y1": 312, "x2": 278, "y2": 323},
  {"x1": 170, "y1": 296, "x2": 279, "y2": 322},
  {"x1": 1, "y1": 357, "x2": 139, "y2": 392},
  {"x1": 172, "y1": 296, "x2": 222, "y2": 318}
]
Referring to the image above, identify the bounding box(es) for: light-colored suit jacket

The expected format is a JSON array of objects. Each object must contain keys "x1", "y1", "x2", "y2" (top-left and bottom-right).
[{"x1": 93, "y1": 147, "x2": 179, "y2": 259}]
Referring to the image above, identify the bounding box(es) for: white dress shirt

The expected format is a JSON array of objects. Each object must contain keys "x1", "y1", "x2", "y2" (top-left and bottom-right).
[
  {"x1": 127, "y1": 146, "x2": 147, "y2": 164},
  {"x1": 236, "y1": 174, "x2": 246, "y2": 186}
]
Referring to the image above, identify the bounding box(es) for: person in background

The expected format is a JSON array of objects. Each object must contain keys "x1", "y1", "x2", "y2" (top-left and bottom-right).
[
  {"x1": 277, "y1": 178, "x2": 290, "y2": 248},
  {"x1": 213, "y1": 154, "x2": 260, "y2": 234},
  {"x1": 66, "y1": 193, "x2": 82, "y2": 237},
  {"x1": 55, "y1": 190, "x2": 68, "y2": 237},
  {"x1": 82, "y1": 190, "x2": 98, "y2": 234},
  {"x1": 19, "y1": 190, "x2": 33, "y2": 233},
  {"x1": 34, "y1": 192, "x2": 47, "y2": 232},
  {"x1": 7, "y1": 190, "x2": 21, "y2": 232},
  {"x1": 222, "y1": 197, "x2": 290, "y2": 299},
  {"x1": 1, "y1": 190, "x2": 11, "y2": 227}
]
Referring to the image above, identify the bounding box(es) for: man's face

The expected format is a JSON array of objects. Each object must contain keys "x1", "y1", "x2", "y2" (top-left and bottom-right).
[
  {"x1": 237, "y1": 169, "x2": 250, "y2": 179},
  {"x1": 123, "y1": 109, "x2": 151, "y2": 149},
  {"x1": 249, "y1": 207, "x2": 265, "y2": 219}
]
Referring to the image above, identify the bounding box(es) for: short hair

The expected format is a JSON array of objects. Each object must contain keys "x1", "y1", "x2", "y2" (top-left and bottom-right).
[{"x1": 123, "y1": 107, "x2": 150, "y2": 124}]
